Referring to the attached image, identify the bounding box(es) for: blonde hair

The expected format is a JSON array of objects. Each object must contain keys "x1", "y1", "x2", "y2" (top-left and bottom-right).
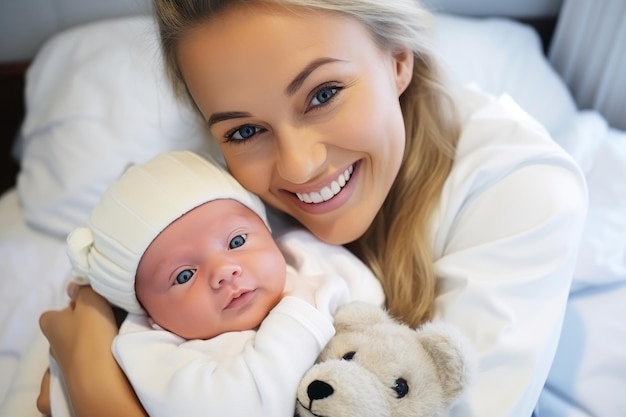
[{"x1": 153, "y1": 0, "x2": 461, "y2": 327}]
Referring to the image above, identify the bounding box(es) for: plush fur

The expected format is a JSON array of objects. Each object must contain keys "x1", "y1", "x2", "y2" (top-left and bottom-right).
[{"x1": 295, "y1": 302, "x2": 476, "y2": 417}]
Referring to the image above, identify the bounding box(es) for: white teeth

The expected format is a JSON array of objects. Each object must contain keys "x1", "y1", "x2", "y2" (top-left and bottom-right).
[
  {"x1": 296, "y1": 164, "x2": 354, "y2": 204},
  {"x1": 320, "y1": 187, "x2": 334, "y2": 201},
  {"x1": 311, "y1": 192, "x2": 323, "y2": 203}
]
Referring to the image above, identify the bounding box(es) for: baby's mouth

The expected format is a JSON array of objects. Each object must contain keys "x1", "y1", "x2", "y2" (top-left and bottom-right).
[
  {"x1": 296, "y1": 164, "x2": 354, "y2": 204},
  {"x1": 225, "y1": 289, "x2": 255, "y2": 310}
]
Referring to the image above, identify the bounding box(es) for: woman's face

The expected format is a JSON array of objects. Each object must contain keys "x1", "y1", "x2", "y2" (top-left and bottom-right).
[{"x1": 177, "y1": 3, "x2": 413, "y2": 244}]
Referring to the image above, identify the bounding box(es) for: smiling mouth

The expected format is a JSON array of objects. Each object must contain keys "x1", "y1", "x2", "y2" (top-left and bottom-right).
[{"x1": 296, "y1": 164, "x2": 354, "y2": 204}]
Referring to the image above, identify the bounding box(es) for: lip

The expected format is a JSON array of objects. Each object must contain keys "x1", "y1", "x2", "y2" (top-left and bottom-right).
[
  {"x1": 284, "y1": 160, "x2": 360, "y2": 215},
  {"x1": 225, "y1": 289, "x2": 256, "y2": 310}
]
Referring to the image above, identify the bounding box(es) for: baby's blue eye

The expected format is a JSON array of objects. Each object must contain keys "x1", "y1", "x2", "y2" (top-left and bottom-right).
[
  {"x1": 229, "y1": 234, "x2": 246, "y2": 249},
  {"x1": 175, "y1": 269, "x2": 194, "y2": 285}
]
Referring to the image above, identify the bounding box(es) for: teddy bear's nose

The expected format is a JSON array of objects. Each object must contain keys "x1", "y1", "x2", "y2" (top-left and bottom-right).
[{"x1": 307, "y1": 380, "x2": 334, "y2": 401}]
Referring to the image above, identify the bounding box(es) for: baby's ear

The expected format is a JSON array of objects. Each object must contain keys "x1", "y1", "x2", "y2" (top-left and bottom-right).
[
  {"x1": 416, "y1": 322, "x2": 477, "y2": 402},
  {"x1": 333, "y1": 302, "x2": 393, "y2": 332}
]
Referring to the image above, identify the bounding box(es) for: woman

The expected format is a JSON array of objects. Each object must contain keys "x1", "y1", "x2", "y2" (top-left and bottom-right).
[{"x1": 38, "y1": 1, "x2": 588, "y2": 416}]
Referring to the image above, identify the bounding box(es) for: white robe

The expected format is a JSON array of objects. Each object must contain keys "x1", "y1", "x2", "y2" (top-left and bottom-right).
[{"x1": 433, "y1": 88, "x2": 587, "y2": 416}]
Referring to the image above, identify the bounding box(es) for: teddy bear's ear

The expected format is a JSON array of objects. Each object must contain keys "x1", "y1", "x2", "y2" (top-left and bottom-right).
[
  {"x1": 333, "y1": 301, "x2": 393, "y2": 332},
  {"x1": 416, "y1": 322, "x2": 476, "y2": 403}
]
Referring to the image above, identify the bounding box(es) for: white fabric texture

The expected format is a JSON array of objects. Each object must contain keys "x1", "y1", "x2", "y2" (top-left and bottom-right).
[
  {"x1": 111, "y1": 229, "x2": 384, "y2": 417},
  {"x1": 535, "y1": 126, "x2": 626, "y2": 417},
  {"x1": 432, "y1": 87, "x2": 588, "y2": 416},
  {"x1": 565, "y1": 126, "x2": 626, "y2": 291}
]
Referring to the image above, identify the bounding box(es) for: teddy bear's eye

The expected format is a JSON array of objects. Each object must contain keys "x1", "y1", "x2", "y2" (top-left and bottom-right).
[
  {"x1": 393, "y1": 378, "x2": 409, "y2": 398},
  {"x1": 342, "y1": 351, "x2": 356, "y2": 361}
]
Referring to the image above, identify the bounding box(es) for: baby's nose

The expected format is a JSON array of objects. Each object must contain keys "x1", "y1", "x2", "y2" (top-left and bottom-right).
[{"x1": 210, "y1": 262, "x2": 242, "y2": 289}]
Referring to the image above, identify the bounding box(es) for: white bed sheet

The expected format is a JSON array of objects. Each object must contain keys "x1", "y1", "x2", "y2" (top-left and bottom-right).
[{"x1": 0, "y1": 189, "x2": 69, "y2": 415}]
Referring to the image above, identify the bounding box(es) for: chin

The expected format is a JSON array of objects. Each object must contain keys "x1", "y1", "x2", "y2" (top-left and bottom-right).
[{"x1": 304, "y1": 217, "x2": 370, "y2": 246}]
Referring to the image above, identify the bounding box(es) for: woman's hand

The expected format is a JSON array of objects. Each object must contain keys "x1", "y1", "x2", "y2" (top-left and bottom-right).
[
  {"x1": 36, "y1": 368, "x2": 52, "y2": 417},
  {"x1": 38, "y1": 284, "x2": 147, "y2": 417},
  {"x1": 39, "y1": 283, "x2": 118, "y2": 371}
]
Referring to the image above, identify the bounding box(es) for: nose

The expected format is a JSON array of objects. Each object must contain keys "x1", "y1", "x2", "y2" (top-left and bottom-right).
[
  {"x1": 275, "y1": 125, "x2": 327, "y2": 184},
  {"x1": 208, "y1": 257, "x2": 242, "y2": 289},
  {"x1": 307, "y1": 380, "x2": 334, "y2": 401}
]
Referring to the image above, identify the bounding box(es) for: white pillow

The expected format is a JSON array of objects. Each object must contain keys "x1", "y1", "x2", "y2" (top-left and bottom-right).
[
  {"x1": 432, "y1": 14, "x2": 578, "y2": 138},
  {"x1": 17, "y1": 15, "x2": 215, "y2": 238}
]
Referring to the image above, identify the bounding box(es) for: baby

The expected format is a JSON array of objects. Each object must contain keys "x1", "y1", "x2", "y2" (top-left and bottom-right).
[{"x1": 49, "y1": 150, "x2": 384, "y2": 417}]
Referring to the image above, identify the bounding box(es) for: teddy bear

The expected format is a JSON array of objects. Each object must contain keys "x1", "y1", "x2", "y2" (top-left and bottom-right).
[{"x1": 295, "y1": 301, "x2": 476, "y2": 417}]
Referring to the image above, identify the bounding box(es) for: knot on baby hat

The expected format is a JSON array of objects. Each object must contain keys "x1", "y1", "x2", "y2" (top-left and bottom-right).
[
  {"x1": 65, "y1": 151, "x2": 268, "y2": 314},
  {"x1": 66, "y1": 227, "x2": 94, "y2": 286}
]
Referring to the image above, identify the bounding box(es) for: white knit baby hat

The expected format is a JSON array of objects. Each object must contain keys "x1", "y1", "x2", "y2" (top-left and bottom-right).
[{"x1": 66, "y1": 150, "x2": 269, "y2": 314}]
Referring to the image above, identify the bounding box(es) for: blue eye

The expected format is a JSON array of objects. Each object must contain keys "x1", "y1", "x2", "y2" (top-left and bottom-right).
[
  {"x1": 311, "y1": 86, "x2": 339, "y2": 107},
  {"x1": 228, "y1": 125, "x2": 262, "y2": 141},
  {"x1": 175, "y1": 269, "x2": 195, "y2": 285},
  {"x1": 229, "y1": 234, "x2": 246, "y2": 249}
]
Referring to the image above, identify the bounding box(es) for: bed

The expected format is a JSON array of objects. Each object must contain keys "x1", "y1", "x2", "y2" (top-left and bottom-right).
[{"x1": 0, "y1": 1, "x2": 625, "y2": 416}]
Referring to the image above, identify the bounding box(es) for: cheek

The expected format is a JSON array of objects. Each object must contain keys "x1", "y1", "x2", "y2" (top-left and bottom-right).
[
  {"x1": 264, "y1": 249, "x2": 287, "y2": 287},
  {"x1": 136, "y1": 279, "x2": 187, "y2": 327},
  {"x1": 134, "y1": 277, "x2": 154, "y2": 312},
  {"x1": 343, "y1": 86, "x2": 406, "y2": 162},
  {"x1": 136, "y1": 290, "x2": 168, "y2": 323},
  {"x1": 222, "y1": 151, "x2": 274, "y2": 200}
]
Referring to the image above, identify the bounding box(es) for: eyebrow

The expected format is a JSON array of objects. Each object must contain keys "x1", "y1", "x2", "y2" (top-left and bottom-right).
[
  {"x1": 207, "y1": 57, "x2": 343, "y2": 127},
  {"x1": 207, "y1": 111, "x2": 252, "y2": 128},
  {"x1": 285, "y1": 57, "x2": 343, "y2": 96}
]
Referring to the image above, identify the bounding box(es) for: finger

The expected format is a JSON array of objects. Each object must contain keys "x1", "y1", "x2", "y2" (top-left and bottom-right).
[
  {"x1": 39, "y1": 307, "x2": 71, "y2": 338},
  {"x1": 73, "y1": 285, "x2": 116, "y2": 316},
  {"x1": 36, "y1": 368, "x2": 52, "y2": 416},
  {"x1": 39, "y1": 310, "x2": 56, "y2": 334},
  {"x1": 73, "y1": 284, "x2": 103, "y2": 305},
  {"x1": 66, "y1": 281, "x2": 80, "y2": 301}
]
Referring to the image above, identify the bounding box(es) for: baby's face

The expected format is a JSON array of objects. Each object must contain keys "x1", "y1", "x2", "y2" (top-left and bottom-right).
[{"x1": 135, "y1": 199, "x2": 285, "y2": 340}]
